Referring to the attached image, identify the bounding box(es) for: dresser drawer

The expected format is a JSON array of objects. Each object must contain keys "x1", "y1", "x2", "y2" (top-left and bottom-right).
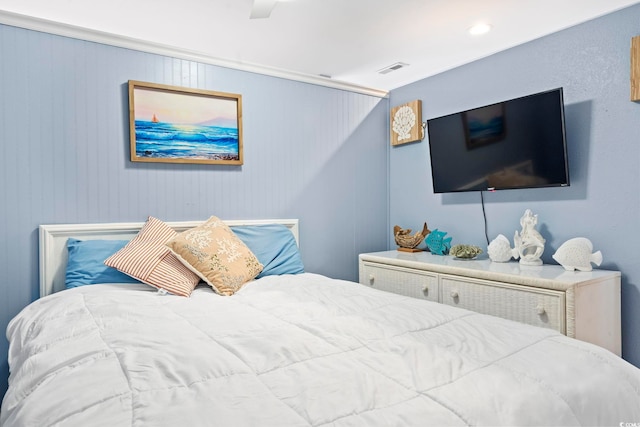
[
  {"x1": 440, "y1": 275, "x2": 566, "y2": 333},
  {"x1": 360, "y1": 262, "x2": 439, "y2": 302}
]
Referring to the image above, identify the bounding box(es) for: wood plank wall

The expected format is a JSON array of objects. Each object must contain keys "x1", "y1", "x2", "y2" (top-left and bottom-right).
[{"x1": 0, "y1": 23, "x2": 389, "y2": 398}]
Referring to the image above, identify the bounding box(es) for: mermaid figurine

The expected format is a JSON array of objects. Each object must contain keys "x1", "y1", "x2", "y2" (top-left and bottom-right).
[{"x1": 513, "y1": 209, "x2": 545, "y2": 266}]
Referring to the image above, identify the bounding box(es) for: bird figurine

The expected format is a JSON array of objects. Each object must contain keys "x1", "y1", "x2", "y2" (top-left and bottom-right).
[{"x1": 394, "y1": 222, "x2": 430, "y2": 252}]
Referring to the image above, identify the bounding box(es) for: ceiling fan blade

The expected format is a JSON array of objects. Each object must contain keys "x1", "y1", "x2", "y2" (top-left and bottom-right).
[{"x1": 250, "y1": 0, "x2": 278, "y2": 19}]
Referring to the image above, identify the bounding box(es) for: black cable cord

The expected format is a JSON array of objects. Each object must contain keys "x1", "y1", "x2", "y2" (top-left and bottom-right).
[{"x1": 480, "y1": 191, "x2": 489, "y2": 246}]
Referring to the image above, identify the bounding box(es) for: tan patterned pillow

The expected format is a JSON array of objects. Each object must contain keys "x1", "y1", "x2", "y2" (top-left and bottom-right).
[
  {"x1": 166, "y1": 216, "x2": 263, "y2": 296},
  {"x1": 104, "y1": 216, "x2": 200, "y2": 297}
]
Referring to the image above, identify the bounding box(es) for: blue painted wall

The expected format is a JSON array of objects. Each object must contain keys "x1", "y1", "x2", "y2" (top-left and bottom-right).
[
  {"x1": 3, "y1": 2, "x2": 639, "y2": 403},
  {"x1": 389, "y1": 5, "x2": 640, "y2": 367},
  {"x1": 0, "y1": 24, "x2": 389, "y2": 398}
]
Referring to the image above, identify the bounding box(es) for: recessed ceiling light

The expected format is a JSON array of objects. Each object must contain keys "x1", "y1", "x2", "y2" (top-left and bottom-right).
[{"x1": 469, "y1": 23, "x2": 492, "y2": 36}]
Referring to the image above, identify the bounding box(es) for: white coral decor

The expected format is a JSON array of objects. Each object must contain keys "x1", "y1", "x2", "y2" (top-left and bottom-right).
[
  {"x1": 392, "y1": 105, "x2": 416, "y2": 141},
  {"x1": 184, "y1": 229, "x2": 213, "y2": 249},
  {"x1": 216, "y1": 237, "x2": 243, "y2": 263}
]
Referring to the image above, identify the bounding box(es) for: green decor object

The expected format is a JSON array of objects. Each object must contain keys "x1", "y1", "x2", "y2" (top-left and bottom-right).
[{"x1": 450, "y1": 244, "x2": 483, "y2": 259}]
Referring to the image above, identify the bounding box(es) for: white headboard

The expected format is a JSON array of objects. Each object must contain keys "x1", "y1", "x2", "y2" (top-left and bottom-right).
[{"x1": 39, "y1": 219, "x2": 299, "y2": 298}]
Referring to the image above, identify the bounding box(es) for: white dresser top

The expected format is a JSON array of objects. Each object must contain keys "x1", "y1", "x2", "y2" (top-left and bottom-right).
[{"x1": 359, "y1": 250, "x2": 620, "y2": 291}]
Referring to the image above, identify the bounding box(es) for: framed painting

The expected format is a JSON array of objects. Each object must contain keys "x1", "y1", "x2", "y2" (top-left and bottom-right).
[
  {"x1": 128, "y1": 80, "x2": 243, "y2": 165},
  {"x1": 463, "y1": 102, "x2": 505, "y2": 149}
]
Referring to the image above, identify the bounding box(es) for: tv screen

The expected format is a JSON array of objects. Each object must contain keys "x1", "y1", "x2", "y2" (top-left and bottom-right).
[{"x1": 426, "y1": 88, "x2": 569, "y2": 193}]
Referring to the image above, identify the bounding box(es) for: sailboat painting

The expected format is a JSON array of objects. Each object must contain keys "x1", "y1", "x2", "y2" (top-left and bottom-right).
[{"x1": 128, "y1": 80, "x2": 243, "y2": 165}]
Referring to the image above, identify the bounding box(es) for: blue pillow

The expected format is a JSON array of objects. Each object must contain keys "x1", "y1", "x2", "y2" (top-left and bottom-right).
[
  {"x1": 65, "y1": 238, "x2": 142, "y2": 288},
  {"x1": 231, "y1": 224, "x2": 304, "y2": 278}
]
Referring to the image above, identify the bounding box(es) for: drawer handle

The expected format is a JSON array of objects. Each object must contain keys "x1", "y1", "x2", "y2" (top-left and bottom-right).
[
  {"x1": 422, "y1": 285, "x2": 429, "y2": 293},
  {"x1": 368, "y1": 274, "x2": 375, "y2": 284},
  {"x1": 536, "y1": 305, "x2": 546, "y2": 315},
  {"x1": 450, "y1": 291, "x2": 459, "y2": 299}
]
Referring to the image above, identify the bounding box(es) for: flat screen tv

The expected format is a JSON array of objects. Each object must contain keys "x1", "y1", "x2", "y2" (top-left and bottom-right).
[{"x1": 426, "y1": 88, "x2": 569, "y2": 193}]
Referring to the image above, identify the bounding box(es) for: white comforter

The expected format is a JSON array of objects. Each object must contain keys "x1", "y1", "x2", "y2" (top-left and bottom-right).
[{"x1": 2, "y1": 273, "x2": 640, "y2": 426}]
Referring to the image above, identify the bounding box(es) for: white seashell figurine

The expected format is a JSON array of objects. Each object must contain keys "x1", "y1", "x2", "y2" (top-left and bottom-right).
[
  {"x1": 552, "y1": 237, "x2": 603, "y2": 272},
  {"x1": 487, "y1": 234, "x2": 517, "y2": 263}
]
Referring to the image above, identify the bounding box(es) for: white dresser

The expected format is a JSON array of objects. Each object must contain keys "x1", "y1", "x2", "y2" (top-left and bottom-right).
[{"x1": 358, "y1": 250, "x2": 621, "y2": 355}]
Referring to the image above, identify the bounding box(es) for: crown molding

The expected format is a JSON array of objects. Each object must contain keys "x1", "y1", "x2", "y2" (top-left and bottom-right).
[{"x1": 0, "y1": 10, "x2": 389, "y2": 99}]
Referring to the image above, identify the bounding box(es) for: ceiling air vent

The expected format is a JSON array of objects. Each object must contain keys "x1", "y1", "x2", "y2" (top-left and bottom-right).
[{"x1": 378, "y1": 62, "x2": 409, "y2": 75}]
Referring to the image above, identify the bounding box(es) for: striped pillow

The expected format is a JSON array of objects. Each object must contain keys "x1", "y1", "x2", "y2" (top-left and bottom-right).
[{"x1": 104, "y1": 216, "x2": 200, "y2": 297}]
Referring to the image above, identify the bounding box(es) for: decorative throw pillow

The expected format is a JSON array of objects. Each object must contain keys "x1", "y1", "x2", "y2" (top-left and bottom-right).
[
  {"x1": 166, "y1": 216, "x2": 263, "y2": 296},
  {"x1": 104, "y1": 216, "x2": 200, "y2": 297}
]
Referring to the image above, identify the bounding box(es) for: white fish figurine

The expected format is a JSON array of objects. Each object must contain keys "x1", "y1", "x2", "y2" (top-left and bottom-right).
[
  {"x1": 487, "y1": 234, "x2": 518, "y2": 263},
  {"x1": 552, "y1": 237, "x2": 603, "y2": 271}
]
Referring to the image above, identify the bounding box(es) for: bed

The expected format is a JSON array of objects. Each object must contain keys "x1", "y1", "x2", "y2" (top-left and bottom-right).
[{"x1": 2, "y1": 218, "x2": 640, "y2": 426}]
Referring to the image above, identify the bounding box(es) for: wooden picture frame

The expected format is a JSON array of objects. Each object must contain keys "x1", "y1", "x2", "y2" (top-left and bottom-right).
[
  {"x1": 463, "y1": 102, "x2": 505, "y2": 149},
  {"x1": 128, "y1": 80, "x2": 243, "y2": 165},
  {"x1": 390, "y1": 100, "x2": 422, "y2": 146}
]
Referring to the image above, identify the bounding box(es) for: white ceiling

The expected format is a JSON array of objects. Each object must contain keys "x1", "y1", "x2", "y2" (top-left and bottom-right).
[{"x1": 0, "y1": 0, "x2": 638, "y2": 92}]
